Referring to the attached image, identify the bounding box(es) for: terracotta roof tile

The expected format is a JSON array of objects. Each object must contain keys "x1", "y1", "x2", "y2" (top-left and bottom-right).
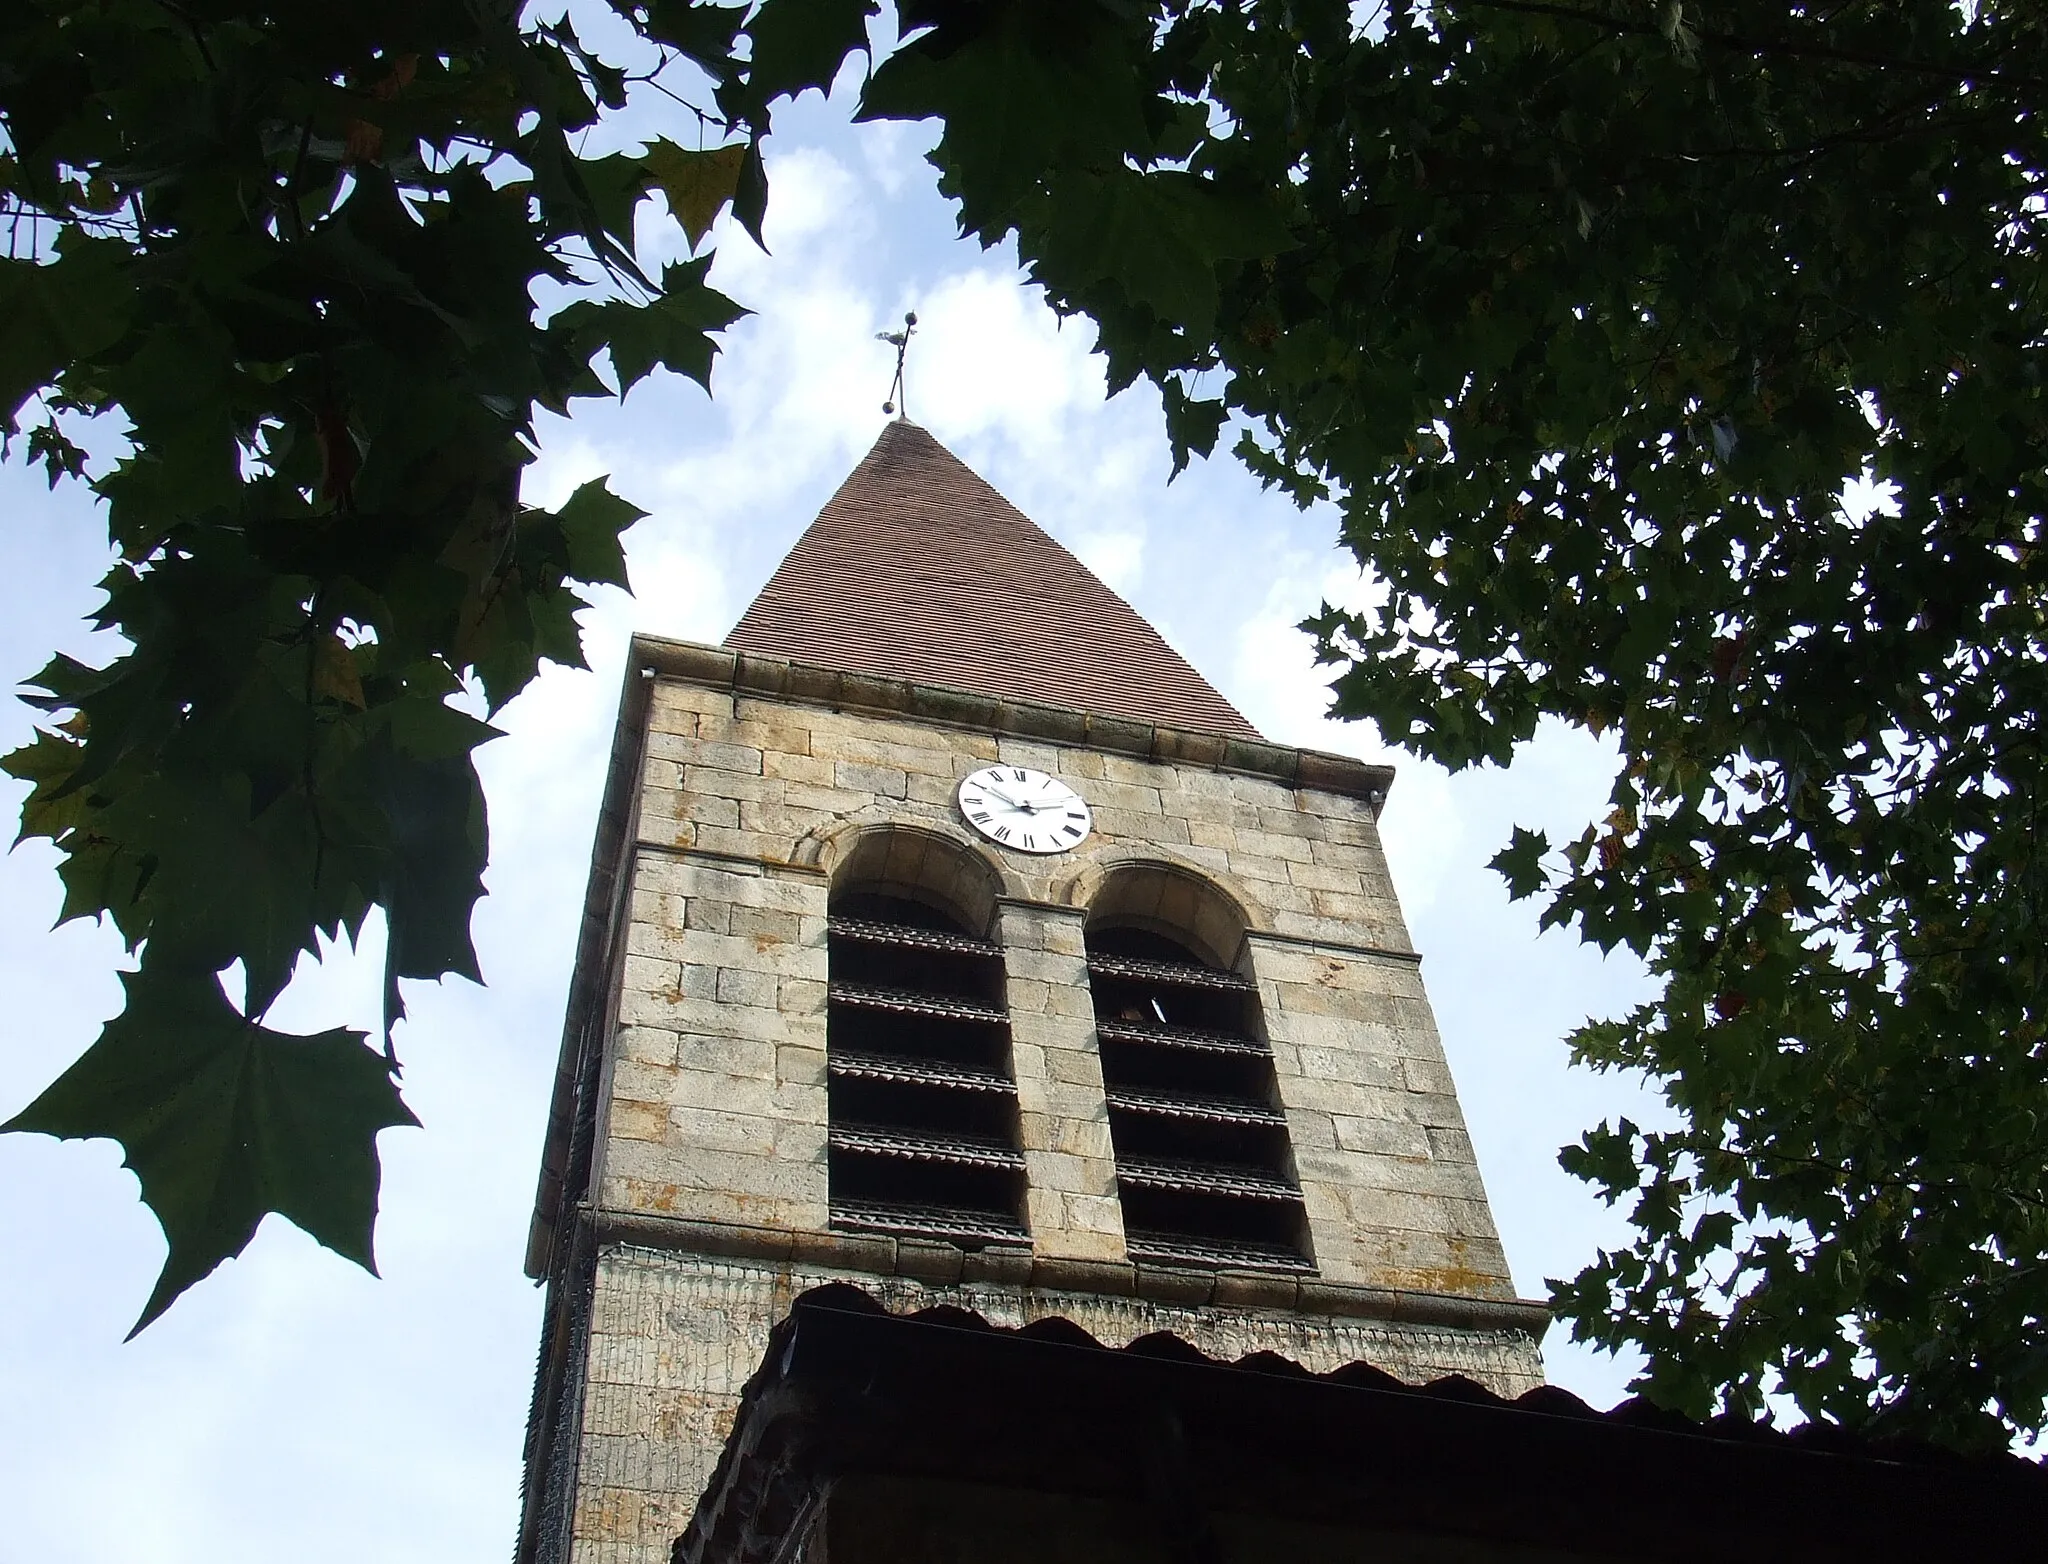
[{"x1": 723, "y1": 421, "x2": 1261, "y2": 740}]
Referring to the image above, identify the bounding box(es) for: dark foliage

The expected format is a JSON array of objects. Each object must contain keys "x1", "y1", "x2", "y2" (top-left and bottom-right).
[{"x1": 7, "y1": 0, "x2": 2044, "y2": 1451}]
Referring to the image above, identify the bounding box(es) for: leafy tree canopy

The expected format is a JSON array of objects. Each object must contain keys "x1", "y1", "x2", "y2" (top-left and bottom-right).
[{"x1": 4, "y1": 0, "x2": 2043, "y2": 1451}]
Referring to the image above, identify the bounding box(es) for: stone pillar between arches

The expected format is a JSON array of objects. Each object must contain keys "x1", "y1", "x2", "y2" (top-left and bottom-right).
[{"x1": 993, "y1": 898, "x2": 1126, "y2": 1264}]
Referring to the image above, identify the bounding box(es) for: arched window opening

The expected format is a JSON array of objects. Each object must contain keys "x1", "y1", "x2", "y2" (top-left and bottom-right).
[
  {"x1": 1086, "y1": 913, "x2": 1312, "y2": 1274},
  {"x1": 826, "y1": 875, "x2": 1028, "y2": 1248}
]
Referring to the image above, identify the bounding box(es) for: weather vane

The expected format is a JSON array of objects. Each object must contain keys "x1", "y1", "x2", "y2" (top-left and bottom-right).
[{"x1": 877, "y1": 310, "x2": 917, "y2": 418}]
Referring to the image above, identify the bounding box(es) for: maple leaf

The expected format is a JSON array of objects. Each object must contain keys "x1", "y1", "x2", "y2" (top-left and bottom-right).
[
  {"x1": 642, "y1": 140, "x2": 748, "y2": 252},
  {"x1": 4, "y1": 964, "x2": 418, "y2": 1334}
]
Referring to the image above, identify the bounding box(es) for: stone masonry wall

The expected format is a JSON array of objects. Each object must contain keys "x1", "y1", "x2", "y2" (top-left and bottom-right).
[
  {"x1": 557, "y1": 672, "x2": 1546, "y2": 1564},
  {"x1": 600, "y1": 674, "x2": 1516, "y2": 1296},
  {"x1": 570, "y1": 1246, "x2": 1546, "y2": 1564}
]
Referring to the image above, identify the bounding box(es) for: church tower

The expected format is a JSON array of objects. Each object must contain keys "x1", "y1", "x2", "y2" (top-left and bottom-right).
[{"x1": 515, "y1": 421, "x2": 1546, "y2": 1564}]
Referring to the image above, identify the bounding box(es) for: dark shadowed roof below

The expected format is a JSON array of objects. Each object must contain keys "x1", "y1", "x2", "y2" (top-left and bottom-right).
[
  {"x1": 676, "y1": 1286, "x2": 2048, "y2": 1564},
  {"x1": 723, "y1": 420, "x2": 1262, "y2": 740}
]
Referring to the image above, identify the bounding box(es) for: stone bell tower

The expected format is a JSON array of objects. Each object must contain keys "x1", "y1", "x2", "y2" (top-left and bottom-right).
[{"x1": 514, "y1": 421, "x2": 1546, "y2": 1564}]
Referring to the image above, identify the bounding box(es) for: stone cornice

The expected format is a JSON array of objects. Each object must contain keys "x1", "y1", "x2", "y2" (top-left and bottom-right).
[
  {"x1": 634, "y1": 635, "x2": 1397, "y2": 814},
  {"x1": 592, "y1": 1207, "x2": 1551, "y2": 1338}
]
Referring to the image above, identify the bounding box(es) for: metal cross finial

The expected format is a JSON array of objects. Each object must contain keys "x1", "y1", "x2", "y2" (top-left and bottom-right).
[{"x1": 876, "y1": 310, "x2": 917, "y2": 418}]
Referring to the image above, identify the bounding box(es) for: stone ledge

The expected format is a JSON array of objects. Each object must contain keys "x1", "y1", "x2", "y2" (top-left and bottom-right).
[
  {"x1": 1241, "y1": 925, "x2": 1425, "y2": 967},
  {"x1": 588, "y1": 1207, "x2": 1550, "y2": 1336},
  {"x1": 632, "y1": 839, "x2": 829, "y2": 877},
  {"x1": 635, "y1": 635, "x2": 1396, "y2": 815}
]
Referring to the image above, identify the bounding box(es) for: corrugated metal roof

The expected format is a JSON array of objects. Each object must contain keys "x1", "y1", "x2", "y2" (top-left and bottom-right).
[{"x1": 724, "y1": 420, "x2": 1262, "y2": 740}]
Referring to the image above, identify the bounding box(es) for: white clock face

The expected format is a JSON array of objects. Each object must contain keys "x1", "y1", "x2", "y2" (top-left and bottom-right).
[{"x1": 957, "y1": 765, "x2": 1093, "y2": 855}]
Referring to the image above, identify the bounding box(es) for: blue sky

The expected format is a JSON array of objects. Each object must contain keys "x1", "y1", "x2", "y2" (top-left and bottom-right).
[{"x1": 0, "y1": 58, "x2": 1662, "y2": 1564}]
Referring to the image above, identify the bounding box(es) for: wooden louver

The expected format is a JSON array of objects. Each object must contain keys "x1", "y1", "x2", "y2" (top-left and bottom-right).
[
  {"x1": 1085, "y1": 929, "x2": 1313, "y2": 1273},
  {"x1": 825, "y1": 899, "x2": 1029, "y2": 1247}
]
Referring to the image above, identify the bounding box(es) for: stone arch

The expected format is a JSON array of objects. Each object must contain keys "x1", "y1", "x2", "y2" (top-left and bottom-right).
[
  {"x1": 1063, "y1": 855, "x2": 1255, "y2": 971},
  {"x1": 812, "y1": 817, "x2": 1030, "y2": 1247},
  {"x1": 1073, "y1": 856, "x2": 1312, "y2": 1271},
  {"x1": 805, "y1": 816, "x2": 1013, "y2": 937}
]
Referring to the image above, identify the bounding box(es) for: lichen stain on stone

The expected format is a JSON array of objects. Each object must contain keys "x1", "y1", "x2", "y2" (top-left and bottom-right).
[
  {"x1": 1382, "y1": 1262, "x2": 1503, "y2": 1297},
  {"x1": 1379, "y1": 1238, "x2": 1509, "y2": 1299}
]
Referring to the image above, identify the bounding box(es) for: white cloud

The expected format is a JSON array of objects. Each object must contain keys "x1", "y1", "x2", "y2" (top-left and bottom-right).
[
  {"x1": 855, "y1": 116, "x2": 936, "y2": 197},
  {"x1": 523, "y1": 436, "x2": 612, "y2": 513},
  {"x1": 754, "y1": 143, "x2": 864, "y2": 252},
  {"x1": 913, "y1": 268, "x2": 1103, "y2": 450},
  {"x1": 1071, "y1": 528, "x2": 1145, "y2": 593}
]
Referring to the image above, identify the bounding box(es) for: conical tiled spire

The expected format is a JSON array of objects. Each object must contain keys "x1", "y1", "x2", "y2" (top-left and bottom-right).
[{"x1": 724, "y1": 421, "x2": 1261, "y2": 740}]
